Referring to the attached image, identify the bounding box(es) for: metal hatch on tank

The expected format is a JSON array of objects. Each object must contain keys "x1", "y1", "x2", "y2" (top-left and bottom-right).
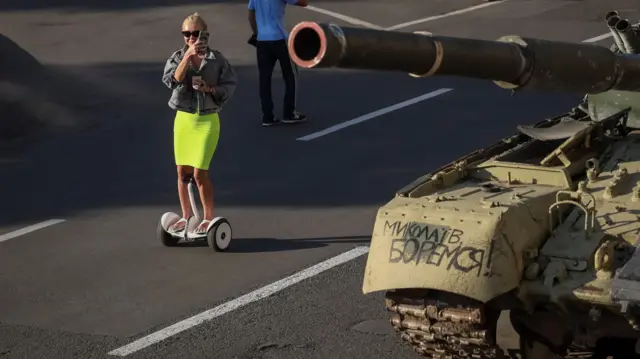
[{"x1": 288, "y1": 10, "x2": 640, "y2": 359}]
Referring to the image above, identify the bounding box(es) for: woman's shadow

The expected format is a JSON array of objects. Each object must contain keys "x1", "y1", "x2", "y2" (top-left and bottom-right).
[{"x1": 174, "y1": 235, "x2": 371, "y2": 252}]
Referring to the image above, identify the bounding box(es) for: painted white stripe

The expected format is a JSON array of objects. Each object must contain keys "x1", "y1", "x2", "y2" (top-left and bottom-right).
[
  {"x1": 582, "y1": 32, "x2": 613, "y2": 43},
  {"x1": 297, "y1": 88, "x2": 454, "y2": 141},
  {"x1": 386, "y1": 0, "x2": 509, "y2": 31},
  {"x1": 0, "y1": 219, "x2": 65, "y2": 243},
  {"x1": 107, "y1": 245, "x2": 370, "y2": 356},
  {"x1": 305, "y1": 5, "x2": 383, "y2": 30}
]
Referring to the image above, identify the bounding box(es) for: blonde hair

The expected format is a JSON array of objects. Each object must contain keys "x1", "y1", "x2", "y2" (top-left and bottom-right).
[{"x1": 183, "y1": 12, "x2": 208, "y2": 30}]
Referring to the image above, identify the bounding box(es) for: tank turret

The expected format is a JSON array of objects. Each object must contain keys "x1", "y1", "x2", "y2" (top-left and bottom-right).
[{"x1": 287, "y1": 21, "x2": 640, "y2": 94}]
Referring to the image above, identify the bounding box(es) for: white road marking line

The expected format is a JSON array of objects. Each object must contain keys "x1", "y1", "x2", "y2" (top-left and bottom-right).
[
  {"x1": 107, "y1": 245, "x2": 371, "y2": 357},
  {"x1": 582, "y1": 32, "x2": 612, "y2": 43},
  {"x1": 0, "y1": 219, "x2": 65, "y2": 243},
  {"x1": 297, "y1": 88, "x2": 454, "y2": 141},
  {"x1": 386, "y1": 0, "x2": 509, "y2": 31},
  {"x1": 305, "y1": 5, "x2": 383, "y2": 30}
]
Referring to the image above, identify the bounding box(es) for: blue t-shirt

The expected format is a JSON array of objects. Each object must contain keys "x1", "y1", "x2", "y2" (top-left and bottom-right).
[{"x1": 248, "y1": 0, "x2": 299, "y2": 41}]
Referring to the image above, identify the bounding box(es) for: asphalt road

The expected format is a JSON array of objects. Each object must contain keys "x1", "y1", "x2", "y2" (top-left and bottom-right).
[{"x1": 1, "y1": 0, "x2": 639, "y2": 358}]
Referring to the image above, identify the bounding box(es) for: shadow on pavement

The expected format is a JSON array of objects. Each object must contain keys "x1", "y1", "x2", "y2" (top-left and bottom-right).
[
  {"x1": 0, "y1": 33, "x2": 132, "y2": 148},
  {"x1": 0, "y1": 50, "x2": 583, "y2": 227},
  {"x1": 0, "y1": 34, "x2": 91, "y2": 145},
  {"x1": 0, "y1": 35, "x2": 44, "y2": 142},
  {"x1": 0, "y1": 0, "x2": 344, "y2": 11},
  {"x1": 174, "y1": 235, "x2": 370, "y2": 252}
]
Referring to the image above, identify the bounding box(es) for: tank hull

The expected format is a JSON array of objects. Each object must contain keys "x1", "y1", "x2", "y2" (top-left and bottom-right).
[{"x1": 363, "y1": 103, "x2": 640, "y2": 358}]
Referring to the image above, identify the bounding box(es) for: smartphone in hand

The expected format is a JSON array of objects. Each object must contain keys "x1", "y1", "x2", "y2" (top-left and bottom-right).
[
  {"x1": 192, "y1": 75, "x2": 202, "y2": 91},
  {"x1": 197, "y1": 30, "x2": 209, "y2": 55}
]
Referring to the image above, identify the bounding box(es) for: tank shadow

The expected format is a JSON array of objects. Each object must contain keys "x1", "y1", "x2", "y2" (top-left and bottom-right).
[
  {"x1": 0, "y1": 34, "x2": 45, "y2": 143},
  {"x1": 0, "y1": 0, "x2": 345, "y2": 11},
  {"x1": 0, "y1": 38, "x2": 582, "y2": 227},
  {"x1": 173, "y1": 235, "x2": 371, "y2": 252}
]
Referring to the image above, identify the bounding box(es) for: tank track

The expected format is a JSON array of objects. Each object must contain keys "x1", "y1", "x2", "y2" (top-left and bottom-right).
[
  {"x1": 385, "y1": 289, "x2": 596, "y2": 359},
  {"x1": 385, "y1": 289, "x2": 503, "y2": 359}
]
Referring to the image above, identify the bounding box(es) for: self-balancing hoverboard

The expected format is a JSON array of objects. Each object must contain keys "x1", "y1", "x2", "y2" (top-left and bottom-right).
[{"x1": 157, "y1": 177, "x2": 232, "y2": 251}]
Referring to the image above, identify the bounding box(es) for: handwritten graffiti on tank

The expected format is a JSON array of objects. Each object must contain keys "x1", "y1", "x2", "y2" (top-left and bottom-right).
[{"x1": 384, "y1": 220, "x2": 498, "y2": 277}]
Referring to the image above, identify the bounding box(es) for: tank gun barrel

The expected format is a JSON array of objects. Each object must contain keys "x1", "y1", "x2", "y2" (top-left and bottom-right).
[{"x1": 287, "y1": 22, "x2": 640, "y2": 94}]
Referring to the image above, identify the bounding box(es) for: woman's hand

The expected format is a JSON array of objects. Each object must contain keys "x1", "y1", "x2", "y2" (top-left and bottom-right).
[
  {"x1": 192, "y1": 77, "x2": 215, "y2": 93},
  {"x1": 184, "y1": 41, "x2": 206, "y2": 60},
  {"x1": 173, "y1": 42, "x2": 207, "y2": 83}
]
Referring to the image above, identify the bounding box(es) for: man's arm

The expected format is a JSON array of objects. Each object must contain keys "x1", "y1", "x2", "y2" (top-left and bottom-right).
[
  {"x1": 285, "y1": 0, "x2": 308, "y2": 7},
  {"x1": 248, "y1": 10, "x2": 257, "y2": 34},
  {"x1": 248, "y1": 0, "x2": 258, "y2": 34}
]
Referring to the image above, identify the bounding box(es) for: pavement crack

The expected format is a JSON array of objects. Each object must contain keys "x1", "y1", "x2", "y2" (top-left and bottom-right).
[{"x1": 256, "y1": 342, "x2": 290, "y2": 351}]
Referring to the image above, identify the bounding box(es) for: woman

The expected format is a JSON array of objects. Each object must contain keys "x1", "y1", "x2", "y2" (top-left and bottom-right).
[{"x1": 161, "y1": 12, "x2": 237, "y2": 235}]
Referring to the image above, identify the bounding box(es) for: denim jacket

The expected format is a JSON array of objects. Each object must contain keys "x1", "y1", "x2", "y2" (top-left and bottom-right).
[{"x1": 162, "y1": 45, "x2": 238, "y2": 115}]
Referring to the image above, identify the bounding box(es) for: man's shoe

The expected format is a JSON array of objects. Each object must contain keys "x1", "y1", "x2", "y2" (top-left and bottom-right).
[
  {"x1": 282, "y1": 112, "x2": 307, "y2": 124},
  {"x1": 262, "y1": 117, "x2": 281, "y2": 127}
]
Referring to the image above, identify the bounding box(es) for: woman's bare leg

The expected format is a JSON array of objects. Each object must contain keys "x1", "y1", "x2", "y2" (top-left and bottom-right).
[
  {"x1": 172, "y1": 165, "x2": 194, "y2": 231},
  {"x1": 194, "y1": 168, "x2": 214, "y2": 232}
]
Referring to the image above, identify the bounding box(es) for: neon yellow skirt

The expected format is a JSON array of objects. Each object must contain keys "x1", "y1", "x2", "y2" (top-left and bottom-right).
[{"x1": 173, "y1": 110, "x2": 220, "y2": 170}]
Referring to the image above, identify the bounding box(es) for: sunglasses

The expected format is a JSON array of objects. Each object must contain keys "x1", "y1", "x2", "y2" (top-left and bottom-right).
[{"x1": 182, "y1": 30, "x2": 200, "y2": 38}]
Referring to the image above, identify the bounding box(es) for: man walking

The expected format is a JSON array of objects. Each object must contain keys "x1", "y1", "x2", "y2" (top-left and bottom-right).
[{"x1": 248, "y1": 0, "x2": 308, "y2": 127}]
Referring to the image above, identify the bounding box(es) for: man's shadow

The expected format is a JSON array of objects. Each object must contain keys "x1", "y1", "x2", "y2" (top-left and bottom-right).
[{"x1": 174, "y1": 235, "x2": 370, "y2": 253}]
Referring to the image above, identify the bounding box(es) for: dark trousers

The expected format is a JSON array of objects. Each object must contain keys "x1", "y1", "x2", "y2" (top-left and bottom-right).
[{"x1": 256, "y1": 39, "x2": 297, "y2": 119}]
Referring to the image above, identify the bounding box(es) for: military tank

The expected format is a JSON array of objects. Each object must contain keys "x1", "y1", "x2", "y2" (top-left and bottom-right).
[{"x1": 288, "y1": 10, "x2": 640, "y2": 359}]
